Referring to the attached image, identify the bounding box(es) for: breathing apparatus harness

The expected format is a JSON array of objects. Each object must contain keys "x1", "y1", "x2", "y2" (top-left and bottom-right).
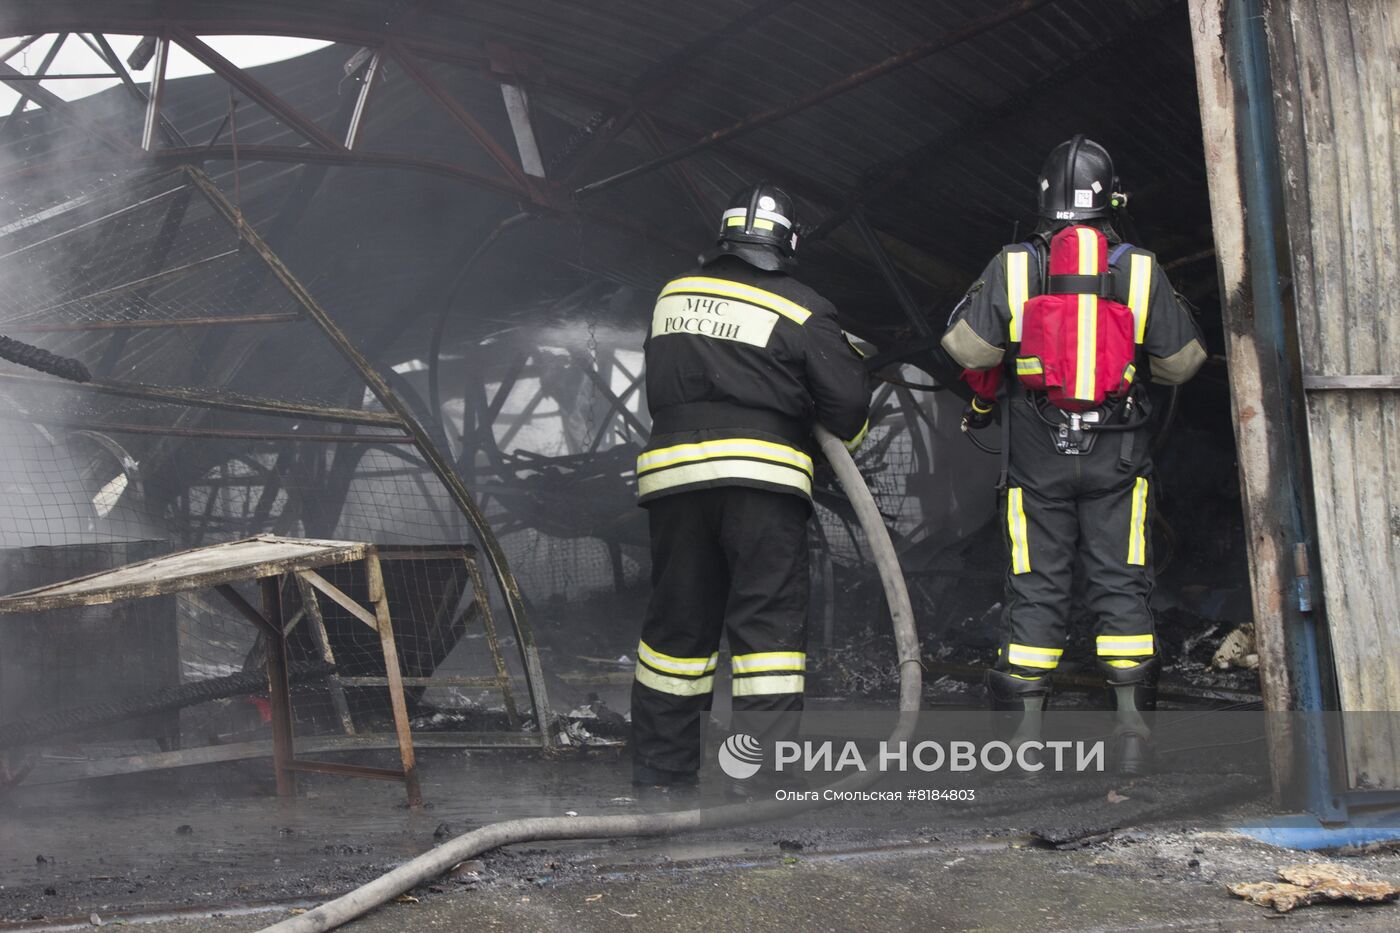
[{"x1": 962, "y1": 227, "x2": 1155, "y2": 486}]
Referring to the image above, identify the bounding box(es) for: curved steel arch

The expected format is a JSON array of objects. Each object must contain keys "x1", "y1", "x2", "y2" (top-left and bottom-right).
[{"x1": 0, "y1": 5, "x2": 905, "y2": 222}]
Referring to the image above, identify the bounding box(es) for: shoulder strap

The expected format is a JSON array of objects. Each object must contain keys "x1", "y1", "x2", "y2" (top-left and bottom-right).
[
  {"x1": 1006, "y1": 237, "x2": 1048, "y2": 345},
  {"x1": 1108, "y1": 244, "x2": 1155, "y2": 344},
  {"x1": 1005, "y1": 245, "x2": 1033, "y2": 344},
  {"x1": 1019, "y1": 236, "x2": 1051, "y2": 292}
]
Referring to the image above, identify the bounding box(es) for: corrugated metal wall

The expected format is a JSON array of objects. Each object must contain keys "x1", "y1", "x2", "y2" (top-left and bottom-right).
[{"x1": 1268, "y1": 0, "x2": 1400, "y2": 787}]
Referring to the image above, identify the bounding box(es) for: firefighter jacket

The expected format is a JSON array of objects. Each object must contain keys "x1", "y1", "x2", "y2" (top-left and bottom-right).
[
  {"x1": 940, "y1": 236, "x2": 1207, "y2": 392},
  {"x1": 638, "y1": 255, "x2": 872, "y2": 506}
]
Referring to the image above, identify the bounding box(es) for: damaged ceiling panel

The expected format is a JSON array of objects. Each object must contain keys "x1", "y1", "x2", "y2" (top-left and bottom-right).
[{"x1": 0, "y1": 0, "x2": 1209, "y2": 345}]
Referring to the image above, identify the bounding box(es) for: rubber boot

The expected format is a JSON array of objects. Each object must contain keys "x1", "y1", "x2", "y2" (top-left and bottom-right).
[
  {"x1": 1098, "y1": 657, "x2": 1159, "y2": 777},
  {"x1": 987, "y1": 669, "x2": 1051, "y2": 771}
]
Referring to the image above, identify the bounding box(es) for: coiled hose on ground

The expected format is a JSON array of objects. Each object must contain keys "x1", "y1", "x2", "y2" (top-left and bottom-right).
[{"x1": 262, "y1": 425, "x2": 922, "y2": 932}]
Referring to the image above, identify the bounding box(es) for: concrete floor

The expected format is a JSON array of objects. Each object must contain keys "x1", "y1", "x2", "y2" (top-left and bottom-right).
[
  {"x1": 3, "y1": 747, "x2": 1396, "y2": 931},
  {"x1": 97, "y1": 831, "x2": 1400, "y2": 932}
]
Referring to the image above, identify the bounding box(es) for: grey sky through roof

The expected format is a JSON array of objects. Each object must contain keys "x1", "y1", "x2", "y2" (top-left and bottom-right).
[{"x1": 0, "y1": 34, "x2": 330, "y2": 111}]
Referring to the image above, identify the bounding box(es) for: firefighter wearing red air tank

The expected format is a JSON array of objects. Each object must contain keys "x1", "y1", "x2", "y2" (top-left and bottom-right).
[
  {"x1": 630, "y1": 182, "x2": 872, "y2": 792},
  {"x1": 940, "y1": 136, "x2": 1207, "y2": 774}
]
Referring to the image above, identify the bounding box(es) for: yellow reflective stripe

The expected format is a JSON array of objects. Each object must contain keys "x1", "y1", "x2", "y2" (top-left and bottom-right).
[
  {"x1": 1128, "y1": 253, "x2": 1152, "y2": 344},
  {"x1": 1006, "y1": 250, "x2": 1030, "y2": 342},
  {"x1": 732, "y1": 651, "x2": 806, "y2": 674},
  {"x1": 843, "y1": 418, "x2": 870, "y2": 452},
  {"x1": 1074, "y1": 227, "x2": 1099, "y2": 401},
  {"x1": 638, "y1": 640, "x2": 718, "y2": 676},
  {"x1": 661, "y1": 276, "x2": 811, "y2": 325},
  {"x1": 638, "y1": 458, "x2": 812, "y2": 498},
  {"x1": 1008, "y1": 644, "x2": 1063, "y2": 658},
  {"x1": 1015, "y1": 357, "x2": 1043, "y2": 375},
  {"x1": 1008, "y1": 672, "x2": 1047, "y2": 681},
  {"x1": 1128, "y1": 477, "x2": 1149, "y2": 565},
  {"x1": 1006, "y1": 643, "x2": 1063, "y2": 670},
  {"x1": 1124, "y1": 363, "x2": 1137, "y2": 384},
  {"x1": 1097, "y1": 634, "x2": 1155, "y2": 657},
  {"x1": 725, "y1": 215, "x2": 745, "y2": 226},
  {"x1": 1075, "y1": 292, "x2": 1098, "y2": 400},
  {"x1": 1106, "y1": 659, "x2": 1142, "y2": 669},
  {"x1": 752, "y1": 218, "x2": 774, "y2": 230},
  {"x1": 637, "y1": 438, "x2": 813, "y2": 476},
  {"x1": 635, "y1": 663, "x2": 715, "y2": 697},
  {"x1": 732, "y1": 673, "x2": 805, "y2": 696},
  {"x1": 1007, "y1": 487, "x2": 1031, "y2": 574},
  {"x1": 1007, "y1": 658, "x2": 1060, "y2": 671}
]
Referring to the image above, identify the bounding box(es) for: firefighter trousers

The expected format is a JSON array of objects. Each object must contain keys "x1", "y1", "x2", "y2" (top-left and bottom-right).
[
  {"x1": 999, "y1": 428, "x2": 1157, "y2": 680},
  {"x1": 631, "y1": 486, "x2": 810, "y2": 778}
]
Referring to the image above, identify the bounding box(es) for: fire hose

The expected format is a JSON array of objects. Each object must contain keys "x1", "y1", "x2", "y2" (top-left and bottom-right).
[{"x1": 262, "y1": 424, "x2": 922, "y2": 932}]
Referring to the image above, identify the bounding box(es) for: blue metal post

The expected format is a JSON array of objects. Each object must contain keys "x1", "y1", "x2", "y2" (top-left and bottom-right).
[{"x1": 1225, "y1": 0, "x2": 1337, "y2": 821}]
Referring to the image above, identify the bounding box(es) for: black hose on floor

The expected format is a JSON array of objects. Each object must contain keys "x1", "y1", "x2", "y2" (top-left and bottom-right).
[{"x1": 261, "y1": 426, "x2": 922, "y2": 933}]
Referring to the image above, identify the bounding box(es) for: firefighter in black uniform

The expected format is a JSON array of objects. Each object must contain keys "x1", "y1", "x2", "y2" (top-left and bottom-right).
[
  {"x1": 940, "y1": 137, "x2": 1207, "y2": 773},
  {"x1": 631, "y1": 182, "x2": 871, "y2": 790}
]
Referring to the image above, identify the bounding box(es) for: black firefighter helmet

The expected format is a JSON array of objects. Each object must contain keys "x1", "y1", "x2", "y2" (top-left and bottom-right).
[
  {"x1": 1037, "y1": 135, "x2": 1123, "y2": 222},
  {"x1": 699, "y1": 182, "x2": 799, "y2": 272}
]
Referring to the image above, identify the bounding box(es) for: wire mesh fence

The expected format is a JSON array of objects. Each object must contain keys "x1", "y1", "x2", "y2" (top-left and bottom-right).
[
  {"x1": 0, "y1": 162, "x2": 968, "y2": 792},
  {"x1": 0, "y1": 167, "x2": 545, "y2": 786}
]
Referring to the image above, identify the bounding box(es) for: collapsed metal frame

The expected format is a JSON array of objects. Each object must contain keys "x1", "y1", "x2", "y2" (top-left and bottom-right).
[
  {"x1": 0, "y1": 0, "x2": 1084, "y2": 602},
  {"x1": 0, "y1": 0, "x2": 1066, "y2": 269},
  {"x1": 0, "y1": 163, "x2": 558, "y2": 748},
  {"x1": 187, "y1": 164, "x2": 556, "y2": 747},
  {"x1": 0, "y1": 1, "x2": 1110, "y2": 725},
  {"x1": 0, "y1": 186, "x2": 955, "y2": 624}
]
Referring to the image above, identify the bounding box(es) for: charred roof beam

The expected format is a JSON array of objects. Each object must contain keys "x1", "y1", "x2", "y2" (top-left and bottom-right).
[
  {"x1": 0, "y1": 13, "x2": 844, "y2": 212},
  {"x1": 171, "y1": 27, "x2": 346, "y2": 151},
  {"x1": 0, "y1": 34, "x2": 42, "y2": 63},
  {"x1": 139, "y1": 33, "x2": 168, "y2": 151},
  {"x1": 389, "y1": 40, "x2": 542, "y2": 203},
  {"x1": 0, "y1": 43, "x2": 133, "y2": 151},
  {"x1": 343, "y1": 49, "x2": 381, "y2": 150},
  {"x1": 2, "y1": 32, "x2": 66, "y2": 125},
  {"x1": 0, "y1": 144, "x2": 693, "y2": 260},
  {"x1": 487, "y1": 43, "x2": 547, "y2": 179},
  {"x1": 156, "y1": 144, "x2": 532, "y2": 202},
  {"x1": 80, "y1": 32, "x2": 188, "y2": 148}
]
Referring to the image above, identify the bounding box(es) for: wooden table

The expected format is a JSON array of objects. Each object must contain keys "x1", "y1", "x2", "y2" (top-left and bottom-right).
[{"x1": 0, "y1": 535, "x2": 425, "y2": 805}]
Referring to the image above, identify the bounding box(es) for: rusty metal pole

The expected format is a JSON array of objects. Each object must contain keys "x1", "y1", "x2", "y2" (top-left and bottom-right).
[
  {"x1": 461, "y1": 555, "x2": 520, "y2": 728},
  {"x1": 140, "y1": 35, "x2": 168, "y2": 152},
  {"x1": 0, "y1": 370, "x2": 403, "y2": 428},
  {"x1": 344, "y1": 50, "x2": 381, "y2": 151}
]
